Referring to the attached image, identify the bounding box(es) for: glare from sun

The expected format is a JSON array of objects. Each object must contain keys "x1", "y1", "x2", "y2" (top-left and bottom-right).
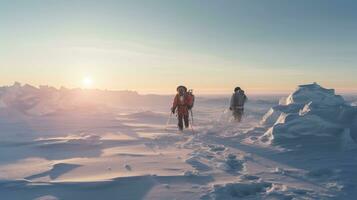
[{"x1": 82, "y1": 76, "x2": 93, "y2": 88}]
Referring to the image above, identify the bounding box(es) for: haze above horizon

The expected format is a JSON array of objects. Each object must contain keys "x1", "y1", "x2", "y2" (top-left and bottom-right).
[{"x1": 1, "y1": 0, "x2": 356, "y2": 94}]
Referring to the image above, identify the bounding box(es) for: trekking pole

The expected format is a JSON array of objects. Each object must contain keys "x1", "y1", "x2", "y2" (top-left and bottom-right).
[
  {"x1": 190, "y1": 109, "x2": 195, "y2": 134},
  {"x1": 165, "y1": 112, "x2": 172, "y2": 130}
]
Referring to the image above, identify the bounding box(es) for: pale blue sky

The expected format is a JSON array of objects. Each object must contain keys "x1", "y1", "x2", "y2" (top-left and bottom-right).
[{"x1": 0, "y1": 0, "x2": 356, "y2": 94}]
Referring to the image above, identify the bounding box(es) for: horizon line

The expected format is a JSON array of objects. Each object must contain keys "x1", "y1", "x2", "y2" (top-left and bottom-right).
[{"x1": 1, "y1": 81, "x2": 357, "y2": 96}]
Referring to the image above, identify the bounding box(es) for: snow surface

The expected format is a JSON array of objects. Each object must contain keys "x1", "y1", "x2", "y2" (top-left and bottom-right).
[
  {"x1": 260, "y1": 83, "x2": 357, "y2": 146},
  {"x1": 1, "y1": 82, "x2": 357, "y2": 200}
]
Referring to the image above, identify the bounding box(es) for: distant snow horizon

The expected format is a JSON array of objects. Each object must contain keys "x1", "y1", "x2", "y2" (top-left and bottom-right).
[{"x1": 2, "y1": 81, "x2": 356, "y2": 96}]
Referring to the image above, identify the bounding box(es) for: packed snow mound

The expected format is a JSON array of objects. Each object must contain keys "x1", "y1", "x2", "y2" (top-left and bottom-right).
[
  {"x1": 262, "y1": 83, "x2": 347, "y2": 127},
  {"x1": 281, "y1": 83, "x2": 345, "y2": 106},
  {"x1": 260, "y1": 83, "x2": 357, "y2": 146}
]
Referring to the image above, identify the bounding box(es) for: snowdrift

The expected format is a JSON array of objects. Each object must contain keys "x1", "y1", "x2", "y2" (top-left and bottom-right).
[{"x1": 260, "y1": 83, "x2": 357, "y2": 146}]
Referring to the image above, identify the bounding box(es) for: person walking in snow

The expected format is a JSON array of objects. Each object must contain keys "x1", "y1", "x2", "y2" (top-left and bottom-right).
[
  {"x1": 171, "y1": 86, "x2": 194, "y2": 131},
  {"x1": 229, "y1": 87, "x2": 247, "y2": 122}
]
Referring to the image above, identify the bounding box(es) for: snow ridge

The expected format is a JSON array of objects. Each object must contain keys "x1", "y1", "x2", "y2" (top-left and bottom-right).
[{"x1": 260, "y1": 83, "x2": 357, "y2": 146}]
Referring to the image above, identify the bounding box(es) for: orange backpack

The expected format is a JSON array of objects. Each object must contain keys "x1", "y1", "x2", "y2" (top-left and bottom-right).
[{"x1": 186, "y1": 89, "x2": 195, "y2": 109}]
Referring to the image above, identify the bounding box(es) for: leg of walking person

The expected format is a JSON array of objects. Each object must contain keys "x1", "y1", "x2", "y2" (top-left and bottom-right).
[
  {"x1": 184, "y1": 115, "x2": 189, "y2": 128},
  {"x1": 178, "y1": 115, "x2": 184, "y2": 131},
  {"x1": 237, "y1": 109, "x2": 244, "y2": 122}
]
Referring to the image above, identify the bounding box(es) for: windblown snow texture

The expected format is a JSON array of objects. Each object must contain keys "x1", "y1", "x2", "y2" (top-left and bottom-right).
[
  {"x1": 260, "y1": 83, "x2": 357, "y2": 146},
  {"x1": 1, "y1": 82, "x2": 357, "y2": 200}
]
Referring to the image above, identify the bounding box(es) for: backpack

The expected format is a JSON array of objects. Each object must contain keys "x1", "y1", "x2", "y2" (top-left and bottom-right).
[
  {"x1": 186, "y1": 89, "x2": 195, "y2": 109},
  {"x1": 233, "y1": 90, "x2": 246, "y2": 107}
]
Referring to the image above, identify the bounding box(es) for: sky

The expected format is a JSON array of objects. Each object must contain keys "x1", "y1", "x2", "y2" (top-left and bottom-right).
[{"x1": 0, "y1": 0, "x2": 356, "y2": 94}]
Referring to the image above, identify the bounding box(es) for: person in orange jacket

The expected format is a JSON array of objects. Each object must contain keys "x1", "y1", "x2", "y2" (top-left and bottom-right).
[{"x1": 171, "y1": 85, "x2": 194, "y2": 131}]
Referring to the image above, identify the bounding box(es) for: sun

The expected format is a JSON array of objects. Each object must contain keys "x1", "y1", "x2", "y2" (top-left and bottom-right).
[{"x1": 82, "y1": 76, "x2": 93, "y2": 88}]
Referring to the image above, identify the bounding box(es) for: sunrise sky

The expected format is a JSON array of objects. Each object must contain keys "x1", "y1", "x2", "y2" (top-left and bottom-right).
[{"x1": 1, "y1": 0, "x2": 356, "y2": 94}]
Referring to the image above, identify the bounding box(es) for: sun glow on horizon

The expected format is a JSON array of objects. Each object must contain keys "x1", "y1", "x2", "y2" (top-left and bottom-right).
[{"x1": 82, "y1": 76, "x2": 93, "y2": 88}]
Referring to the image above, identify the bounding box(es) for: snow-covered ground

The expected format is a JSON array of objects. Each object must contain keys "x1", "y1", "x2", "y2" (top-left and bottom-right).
[{"x1": 1, "y1": 83, "x2": 357, "y2": 200}]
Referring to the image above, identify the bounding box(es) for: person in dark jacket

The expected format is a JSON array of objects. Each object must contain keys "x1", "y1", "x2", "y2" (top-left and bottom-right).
[{"x1": 229, "y1": 87, "x2": 248, "y2": 122}]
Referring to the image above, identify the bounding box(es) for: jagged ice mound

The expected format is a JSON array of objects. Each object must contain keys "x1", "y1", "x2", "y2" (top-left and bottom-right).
[{"x1": 260, "y1": 83, "x2": 357, "y2": 145}]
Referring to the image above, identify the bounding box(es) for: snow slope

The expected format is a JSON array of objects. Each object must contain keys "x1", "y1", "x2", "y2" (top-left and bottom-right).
[{"x1": 1, "y1": 83, "x2": 357, "y2": 200}]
